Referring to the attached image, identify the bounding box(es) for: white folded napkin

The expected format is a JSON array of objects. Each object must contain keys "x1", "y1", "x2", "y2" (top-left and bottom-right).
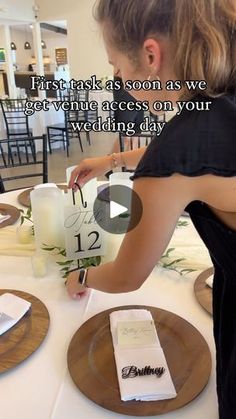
[
  {"x1": 114, "y1": 347, "x2": 177, "y2": 401},
  {"x1": 0, "y1": 293, "x2": 31, "y2": 336},
  {"x1": 110, "y1": 309, "x2": 177, "y2": 402},
  {"x1": 205, "y1": 274, "x2": 213, "y2": 288}
]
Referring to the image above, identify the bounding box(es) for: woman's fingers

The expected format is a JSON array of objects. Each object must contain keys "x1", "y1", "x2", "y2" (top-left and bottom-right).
[
  {"x1": 69, "y1": 166, "x2": 89, "y2": 188},
  {"x1": 72, "y1": 170, "x2": 93, "y2": 189},
  {"x1": 68, "y1": 156, "x2": 111, "y2": 189}
]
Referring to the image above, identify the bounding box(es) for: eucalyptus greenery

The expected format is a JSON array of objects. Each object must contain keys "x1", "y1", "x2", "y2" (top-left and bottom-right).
[
  {"x1": 159, "y1": 218, "x2": 196, "y2": 275},
  {"x1": 19, "y1": 206, "x2": 101, "y2": 278},
  {"x1": 176, "y1": 220, "x2": 189, "y2": 228},
  {"x1": 20, "y1": 206, "x2": 33, "y2": 225},
  {"x1": 19, "y1": 207, "x2": 194, "y2": 277},
  {"x1": 20, "y1": 207, "x2": 34, "y2": 235},
  {"x1": 41, "y1": 244, "x2": 101, "y2": 278},
  {"x1": 159, "y1": 247, "x2": 196, "y2": 275}
]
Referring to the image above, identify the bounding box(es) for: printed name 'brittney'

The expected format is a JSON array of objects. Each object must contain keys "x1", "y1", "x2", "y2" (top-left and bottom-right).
[{"x1": 122, "y1": 365, "x2": 165, "y2": 379}]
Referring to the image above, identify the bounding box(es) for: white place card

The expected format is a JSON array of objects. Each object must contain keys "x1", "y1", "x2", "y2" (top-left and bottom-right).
[{"x1": 117, "y1": 320, "x2": 158, "y2": 347}]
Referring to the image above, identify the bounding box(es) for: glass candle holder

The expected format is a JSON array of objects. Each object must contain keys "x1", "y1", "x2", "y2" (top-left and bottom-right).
[{"x1": 109, "y1": 171, "x2": 133, "y2": 189}]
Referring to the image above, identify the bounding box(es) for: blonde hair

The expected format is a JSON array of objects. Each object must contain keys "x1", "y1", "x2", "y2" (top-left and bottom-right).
[{"x1": 95, "y1": 0, "x2": 236, "y2": 98}]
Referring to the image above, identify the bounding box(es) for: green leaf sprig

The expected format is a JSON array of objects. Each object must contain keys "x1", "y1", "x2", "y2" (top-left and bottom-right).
[
  {"x1": 19, "y1": 206, "x2": 34, "y2": 235},
  {"x1": 177, "y1": 220, "x2": 189, "y2": 228},
  {"x1": 159, "y1": 247, "x2": 196, "y2": 275},
  {"x1": 158, "y1": 219, "x2": 194, "y2": 275},
  {"x1": 20, "y1": 206, "x2": 33, "y2": 225},
  {"x1": 42, "y1": 244, "x2": 101, "y2": 278}
]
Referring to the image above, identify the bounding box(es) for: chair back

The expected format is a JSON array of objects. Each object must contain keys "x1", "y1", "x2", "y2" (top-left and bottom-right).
[
  {"x1": 82, "y1": 90, "x2": 98, "y2": 123},
  {"x1": 0, "y1": 99, "x2": 31, "y2": 139},
  {"x1": 0, "y1": 135, "x2": 48, "y2": 192},
  {"x1": 58, "y1": 84, "x2": 77, "y2": 101},
  {"x1": 148, "y1": 111, "x2": 166, "y2": 124},
  {"x1": 63, "y1": 89, "x2": 98, "y2": 129},
  {"x1": 119, "y1": 132, "x2": 155, "y2": 153}
]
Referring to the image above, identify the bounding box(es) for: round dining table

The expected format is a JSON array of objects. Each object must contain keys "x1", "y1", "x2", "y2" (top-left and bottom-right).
[{"x1": 0, "y1": 188, "x2": 218, "y2": 419}]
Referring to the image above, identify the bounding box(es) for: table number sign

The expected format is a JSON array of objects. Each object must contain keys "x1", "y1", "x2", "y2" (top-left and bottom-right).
[
  {"x1": 64, "y1": 201, "x2": 106, "y2": 259},
  {"x1": 64, "y1": 170, "x2": 106, "y2": 259}
]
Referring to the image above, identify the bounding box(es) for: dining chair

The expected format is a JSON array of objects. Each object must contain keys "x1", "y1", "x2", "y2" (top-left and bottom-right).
[
  {"x1": 0, "y1": 98, "x2": 36, "y2": 158},
  {"x1": 47, "y1": 88, "x2": 100, "y2": 155},
  {"x1": 78, "y1": 90, "x2": 98, "y2": 146},
  {"x1": 119, "y1": 132, "x2": 156, "y2": 153},
  {"x1": 148, "y1": 111, "x2": 166, "y2": 123},
  {"x1": 47, "y1": 111, "x2": 83, "y2": 157},
  {"x1": 47, "y1": 90, "x2": 85, "y2": 157},
  {"x1": 0, "y1": 98, "x2": 33, "y2": 139},
  {"x1": 0, "y1": 135, "x2": 48, "y2": 192},
  {"x1": 0, "y1": 175, "x2": 4, "y2": 194}
]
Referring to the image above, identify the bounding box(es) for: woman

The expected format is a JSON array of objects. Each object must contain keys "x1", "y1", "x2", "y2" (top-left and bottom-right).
[{"x1": 66, "y1": 1, "x2": 236, "y2": 417}]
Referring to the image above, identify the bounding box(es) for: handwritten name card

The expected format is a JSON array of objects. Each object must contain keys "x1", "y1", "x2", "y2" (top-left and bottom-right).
[{"x1": 117, "y1": 320, "x2": 158, "y2": 347}]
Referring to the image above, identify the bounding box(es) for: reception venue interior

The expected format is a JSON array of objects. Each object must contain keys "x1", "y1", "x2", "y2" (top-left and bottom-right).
[
  {"x1": 0, "y1": 1, "x2": 218, "y2": 419},
  {"x1": 0, "y1": 0, "x2": 119, "y2": 189}
]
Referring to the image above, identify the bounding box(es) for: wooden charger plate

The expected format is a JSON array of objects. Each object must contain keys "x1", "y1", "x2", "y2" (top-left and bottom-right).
[
  {"x1": 0, "y1": 289, "x2": 50, "y2": 373},
  {"x1": 67, "y1": 305, "x2": 211, "y2": 416},
  {"x1": 17, "y1": 185, "x2": 68, "y2": 207},
  {"x1": 194, "y1": 268, "x2": 214, "y2": 316},
  {"x1": 0, "y1": 204, "x2": 20, "y2": 228}
]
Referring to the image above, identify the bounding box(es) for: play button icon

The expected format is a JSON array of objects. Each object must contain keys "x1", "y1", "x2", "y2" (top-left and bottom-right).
[
  {"x1": 110, "y1": 201, "x2": 128, "y2": 219},
  {"x1": 93, "y1": 185, "x2": 143, "y2": 234}
]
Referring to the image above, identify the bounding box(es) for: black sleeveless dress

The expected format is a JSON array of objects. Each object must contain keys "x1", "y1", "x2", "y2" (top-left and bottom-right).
[{"x1": 132, "y1": 94, "x2": 236, "y2": 419}]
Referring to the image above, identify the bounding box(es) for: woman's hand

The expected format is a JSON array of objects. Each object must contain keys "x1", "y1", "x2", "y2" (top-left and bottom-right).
[
  {"x1": 65, "y1": 270, "x2": 87, "y2": 299},
  {"x1": 68, "y1": 155, "x2": 111, "y2": 189}
]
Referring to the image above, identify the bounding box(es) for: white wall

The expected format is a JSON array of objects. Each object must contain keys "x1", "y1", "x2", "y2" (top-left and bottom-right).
[
  {"x1": 0, "y1": 0, "x2": 112, "y2": 79},
  {"x1": 40, "y1": 31, "x2": 68, "y2": 72},
  {"x1": 0, "y1": 0, "x2": 35, "y2": 22},
  {"x1": 10, "y1": 27, "x2": 33, "y2": 71},
  {"x1": 37, "y1": 0, "x2": 112, "y2": 80},
  {"x1": 8, "y1": 27, "x2": 68, "y2": 72}
]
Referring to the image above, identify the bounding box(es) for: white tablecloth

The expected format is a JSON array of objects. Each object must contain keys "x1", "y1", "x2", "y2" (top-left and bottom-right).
[{"x1": 0, "y1": 189, "x2": 218, "y2": 419}]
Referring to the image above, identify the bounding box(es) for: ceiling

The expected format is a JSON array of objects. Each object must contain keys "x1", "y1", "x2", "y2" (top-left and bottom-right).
[
  {"x1": 0, "y1": 18, "x2": 29, "y2": 25},
  {"x1": 0, "y1": 20, "x2": 67, "y2": 33},
  {"x1": 44, "y1": 20, "x2": 67, "y2": 30}
]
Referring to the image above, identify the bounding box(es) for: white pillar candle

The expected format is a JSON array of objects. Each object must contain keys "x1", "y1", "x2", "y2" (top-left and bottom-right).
[
  {"x1": 16, "y1": 225, "x2": 34, "y2": 244},
  {"x1": 30, "y1": 184, "x2": 65, "y2": 253},
  {"x1": 109, "y1": 172, "x2": 133, "y2": 189}
]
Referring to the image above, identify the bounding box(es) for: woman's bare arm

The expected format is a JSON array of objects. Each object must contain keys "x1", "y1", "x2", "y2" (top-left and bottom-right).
[
  {"x1": 66, "y1": 174, "x2": 197, "y2": 297},
  {"x1": 68, "y1": 147, "x2": 146, "y2": 188}
]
